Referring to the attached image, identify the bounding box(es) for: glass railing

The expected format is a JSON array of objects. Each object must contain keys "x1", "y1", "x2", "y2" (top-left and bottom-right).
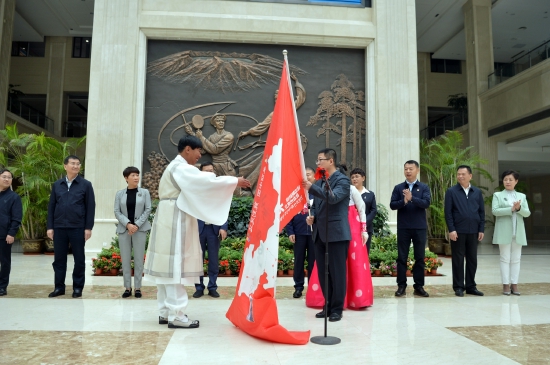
[
  {"x1": 488, "y1": 40, "x2": 550, "y2": 88},
  {"x1": 420, "y1": 111, "x2": 468, "y2": 140},
  {"x1": 7, "y1": 95, "x2": 54, "y2": 132}
]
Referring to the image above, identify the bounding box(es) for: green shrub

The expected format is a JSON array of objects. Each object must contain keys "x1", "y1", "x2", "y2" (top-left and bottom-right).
[
  {"x1": 227, "y1": 197, "x2": 254, "y2": 237},
  {"x1": 372, "y1": 203, "x2": 392, "y2": 237}
]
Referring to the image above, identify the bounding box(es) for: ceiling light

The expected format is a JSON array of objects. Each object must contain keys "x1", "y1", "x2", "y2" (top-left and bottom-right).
[
  {"x1": 518, "y1": 26, "x2": 527, "y2": 30},
  {"x1": 435, "y1": 14, "x2": 439, "y2": 17},
  {"x1": 85, "y1": 40, "x2": 89, "y2": 43}
]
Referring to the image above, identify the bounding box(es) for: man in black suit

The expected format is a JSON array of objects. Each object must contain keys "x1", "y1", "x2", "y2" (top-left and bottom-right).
[
  {"x1": 350, "y1": 168, "x2": 377, "y2": 253},
  {"x1": 193, "y1": 162, "x2": 228, "y2": 299},
  {"x1": 444, "y1": 165, "x2": 485, "y2": 297},
  {"x1": 302, "y1": 148, "x2": 350, "y2": 322},
  {"x1": 47, "y1": 155, "x2": 96, "y2": 298},
  {"x1": 390, "y1": 160, "x2": 431, "y2": 298}
]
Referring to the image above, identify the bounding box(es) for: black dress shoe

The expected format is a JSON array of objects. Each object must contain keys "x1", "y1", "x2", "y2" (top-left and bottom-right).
[
  {"x1": 72, "y1": 289, "x2": 83, "y2": 298},
  {"x1": 48, "y1": 288, "x2": 65, "y2": 297},
  {"x1": 159, "y1": 316, "x2": 168, "y2": 325},
  {"x1": 122, "y1": 289, "x2": 132, "y2": 298},
  {"x1": 455, "y1": 288, "x2": 464, "y2": 297},
  {"x1": 315, "y1": 310, "x2": 329, "y2": 318},
  {"x1": 413, "y1": 286, "x2": 429, "y2": 297},
  {"x1": 395, "y1": 285, "x2": 406, "y2": 297},
  {"x1": 134, "y1": 289, "x2": 142, "y2": 298},
  {"x1": 208, "y1": 290, "x2": 220, "y2": 298},
  {"x1": 0, "y1": 288, "x2": 6, "y2": 296},
  {"x1": 192, "y1": 290, "x2": 204, "y2": 298},
  {"x1": 292, "y1": 289, "x2": 303, "y2": 298},
  {"x1": 328, "y1": 313, "x2": 342, "y2": 322},
  {"x1": 466, "y1": 288, "x2": 484, "y2": 296}
]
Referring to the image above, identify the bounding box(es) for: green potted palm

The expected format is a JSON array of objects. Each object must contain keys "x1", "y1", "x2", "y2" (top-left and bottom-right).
[
  {"x1": 0, "y1": 124, "x2": 85, "y2": 253},
  {"x1": 420, "y1": 130, "x2": 492, "y2": 255}
]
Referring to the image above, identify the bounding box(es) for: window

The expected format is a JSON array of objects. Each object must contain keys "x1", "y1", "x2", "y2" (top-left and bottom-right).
[
  {"x1": 11, "y1": 40, "x2": 46, "y2": 57},
  {"x1": 73, "y1": 37, "x2": 92, "y2": 58},
  {"x1": 430, "y1": 54, "x2": 461, "y2": 74}
]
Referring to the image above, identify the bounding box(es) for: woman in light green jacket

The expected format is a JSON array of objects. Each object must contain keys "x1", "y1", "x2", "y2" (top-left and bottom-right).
[{"x1": 492, "y1": 170, "x2": 531, "y2": 296}]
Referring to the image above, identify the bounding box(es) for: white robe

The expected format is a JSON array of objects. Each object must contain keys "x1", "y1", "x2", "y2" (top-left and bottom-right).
[{"x1": 143, "y1": 155, "x2": 237, "y2": 285}]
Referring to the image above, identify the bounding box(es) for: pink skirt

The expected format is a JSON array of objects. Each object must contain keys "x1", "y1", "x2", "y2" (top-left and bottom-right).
[{"x1": 305, "y1": 205, "x2": 374, "y2": 309}]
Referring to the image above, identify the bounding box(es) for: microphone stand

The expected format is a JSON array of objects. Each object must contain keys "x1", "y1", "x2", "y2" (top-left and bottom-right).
[{"x1": 311, "y1": 170, "x2": 341, "y2": 346}]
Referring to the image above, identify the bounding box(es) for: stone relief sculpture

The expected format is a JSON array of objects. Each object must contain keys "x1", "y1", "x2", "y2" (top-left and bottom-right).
[
  {"x1": 147, "y1": 50, "x2": 306, "y2": 93},
  {"x1": 307, "y1": 74, "x2": 366, "y2": 169}
]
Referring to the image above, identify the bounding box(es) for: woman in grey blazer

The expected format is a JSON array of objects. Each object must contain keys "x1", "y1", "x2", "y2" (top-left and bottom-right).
[
  {"x1": 114, "y1": 167, "x2": 152, "y2": 298},
  {"x1": 492, "y1": 170, "x2": 531, "y2": 296}
]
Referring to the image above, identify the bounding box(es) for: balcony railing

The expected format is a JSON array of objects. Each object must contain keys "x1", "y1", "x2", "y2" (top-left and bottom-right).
[
  {"x1": 7, "y1": 95, "x2": 54, "y2": 132},
  {"x1": 488, "y1": 40, "x2": 550, "y2": 89},
  {"x1": 420, "y1": 111, "x2": 468, "y2": 140}
]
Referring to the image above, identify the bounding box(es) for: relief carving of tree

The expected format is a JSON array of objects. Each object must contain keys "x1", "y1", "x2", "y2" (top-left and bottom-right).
[{"x1": 308, "y1": 74, "x2": 365, "y2": 168}]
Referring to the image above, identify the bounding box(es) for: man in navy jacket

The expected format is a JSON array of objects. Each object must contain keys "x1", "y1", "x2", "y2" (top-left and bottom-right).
[
  {"x1": 0, "y1": 169, "x2": 22, "y2": 296},
  {"x1": 285, "y1": 167, "x2": 316, "y2": 298},
  {"x1": 303, "y1": 148, "x2": 350, "y2": 322},
  {"x1": 390, "y1": 160, "x2": 431, "y2": 298},
  {"x1": 193, "y1": 162, "x2": 228, "y2": 299},
  {"x1": 444, "y1": 165, "x2": 485, "y2": 297},
  {"x1": 47, "y1": 155, "x2": 96, "y2": 298}
]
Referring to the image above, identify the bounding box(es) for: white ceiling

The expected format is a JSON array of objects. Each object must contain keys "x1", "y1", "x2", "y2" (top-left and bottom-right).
[
  {"x1": 498, "y1": 133, "x2": 550, "y2": 178},
  {"x1": 417, "y1": 0, "x2": 550, "y2": 63},
  {"x1": 12, "y1": 0, "x2": 94, "y2": 42}
]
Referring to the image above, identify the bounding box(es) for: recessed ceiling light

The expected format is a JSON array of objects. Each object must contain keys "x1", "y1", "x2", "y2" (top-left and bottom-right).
[{"x1": 518, "y1": 26, "x2": 527, "y2": 30}]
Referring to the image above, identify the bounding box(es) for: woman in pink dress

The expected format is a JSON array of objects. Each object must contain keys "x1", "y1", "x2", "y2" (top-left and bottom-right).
[{"x1": 306, "y1": 183, "x2": 374, "y2": 309}]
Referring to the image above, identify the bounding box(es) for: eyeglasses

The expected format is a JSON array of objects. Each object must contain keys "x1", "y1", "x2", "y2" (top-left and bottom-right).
[
  {"x1": 0, "y1": 175, "x2": 13, "y2": 180},
  {"x1": 316, "y1": 158, "x2": 329, "y2": 164}
]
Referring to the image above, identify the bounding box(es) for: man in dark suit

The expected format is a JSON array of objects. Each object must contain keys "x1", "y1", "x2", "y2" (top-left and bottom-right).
[
  {"x1": 350, "y1": 168, "x2": 377, "y2": 253},
  {"x1": 47, "y1": 155, "x2": 96, "y2": 298},
  {"x1": 390, "y1": 160, "x2": 431, "y2": 298},
  {"x1": 285, "y1": 167, "x2": 316, "y2": 299},
  {"x1": 0, "y1": 169, "x2": 22, "y2": 296},
  {"x1": 193, "y1": 162, "x2": 228, "y2": 298},
  {"x1": 444, "y1": 165, "x2": 485, "y2": 297},
  {"x1": 303, "y1": 148, "x2": 350, "y2": 322}
]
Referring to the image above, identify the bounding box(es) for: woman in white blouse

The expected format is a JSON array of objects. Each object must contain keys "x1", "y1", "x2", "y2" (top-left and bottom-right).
[{"x1": 492, "y1": 170, "x2": 531, "y2": 296}]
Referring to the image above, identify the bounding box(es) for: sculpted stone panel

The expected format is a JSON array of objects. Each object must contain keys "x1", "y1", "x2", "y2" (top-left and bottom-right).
[{"x1": 143, "y1": 41, "x2": 366, "y2": 197}]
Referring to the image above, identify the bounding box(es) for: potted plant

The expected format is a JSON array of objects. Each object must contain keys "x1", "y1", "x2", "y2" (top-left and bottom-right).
[
  {"x1": 277, "y1": 260, "x2": 284, "y2": 277},
  {"x1": 420, "y1": 131, "x2": 493, "y2": 254},
  {"x1": 219, "y1": 260, "x2": 230, "y2": 275},
  {"x1": 287, "y1": 258, "x2": 295, "y2": 276},
  {"x1": 0, "y1": 124, "x2": 85, "y2": 254}
]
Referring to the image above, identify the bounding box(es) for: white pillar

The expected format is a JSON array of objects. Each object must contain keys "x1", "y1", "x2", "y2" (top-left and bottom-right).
[
  {"x1": 372, "y1": 0, "x2": 420, "y2": 229},
  {"x1": 85, "y1": 0, "x2": 142, "y2": 251}
]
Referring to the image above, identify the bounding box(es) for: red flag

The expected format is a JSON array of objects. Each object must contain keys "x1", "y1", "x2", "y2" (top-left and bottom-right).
[{"x1": 226, "y1": 53, "x2": 310, "y2": 345}]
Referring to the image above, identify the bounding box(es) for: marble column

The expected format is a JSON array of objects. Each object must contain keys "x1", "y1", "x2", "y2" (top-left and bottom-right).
[
  {"x1": 371, "y1": 0, "x2": 420, "y2": 229},
  {"x1": 464, "y1": 0, "x2": 498, "y2": 243},
  {"x1": 45, "y1": 37, "x2": 67, "y2": 136},
  {"x1": 417, "y1": 52, "x2": 430, "y2": 132},
  {"x1": 85, "y1": 0, "x2": 141, "y2": 251},
  {"x1": 0, "y1": 0, "x2": 15, "y2": 130},
  {"x1": 463, "y1": 0, "x2": 498, "y2": 192}
]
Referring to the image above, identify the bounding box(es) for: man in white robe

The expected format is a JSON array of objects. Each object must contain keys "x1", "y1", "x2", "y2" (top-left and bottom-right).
[{"x1": 144, "y1": 135, "x2": 250, "y2": 328}]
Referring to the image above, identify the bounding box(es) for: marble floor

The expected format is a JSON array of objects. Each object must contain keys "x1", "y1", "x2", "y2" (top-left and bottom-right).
[{"x1": 1, "y1": 243, "x2": 549, "y2": 365}]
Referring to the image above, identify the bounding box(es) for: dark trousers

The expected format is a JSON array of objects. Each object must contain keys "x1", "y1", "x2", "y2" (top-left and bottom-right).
[
  {"x1": 293, "y1": 234, "x2": 315, "y2": 290},
  {"x1": 313, "y1": 236, "x2": 348, "y2": 315},
  {"x1": 52, "y1": 228, "x2": 86, "y2": 290},
  {"x1": 366, "y1": 232, "x2": 373, "y2": 254},
  {"x1": 451, "y1": 233, "x2": 478, "y2": 291},
  {"x1": 0, "y1": 241, "x2": 13, "y2": 289},
  {"x1": 397, "y1": 228, "x2": 426, "y2": 288},
  {"x1": 196, "y1": 225, "x2": 220, "y2": 291}
]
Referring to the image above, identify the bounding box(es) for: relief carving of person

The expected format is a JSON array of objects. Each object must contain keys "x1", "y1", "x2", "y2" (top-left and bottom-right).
[
  {"x1": 186, "y1": 114, "x2": 238, "y2": 177},
  {"x1": 236, "y1": 74, "x2": 307, "y2": 194}
]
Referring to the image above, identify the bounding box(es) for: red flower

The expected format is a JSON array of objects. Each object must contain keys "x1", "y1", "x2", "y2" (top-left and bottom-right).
[{"x1": 315, "y1": 167, "x2": 326, "y2": 180}]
